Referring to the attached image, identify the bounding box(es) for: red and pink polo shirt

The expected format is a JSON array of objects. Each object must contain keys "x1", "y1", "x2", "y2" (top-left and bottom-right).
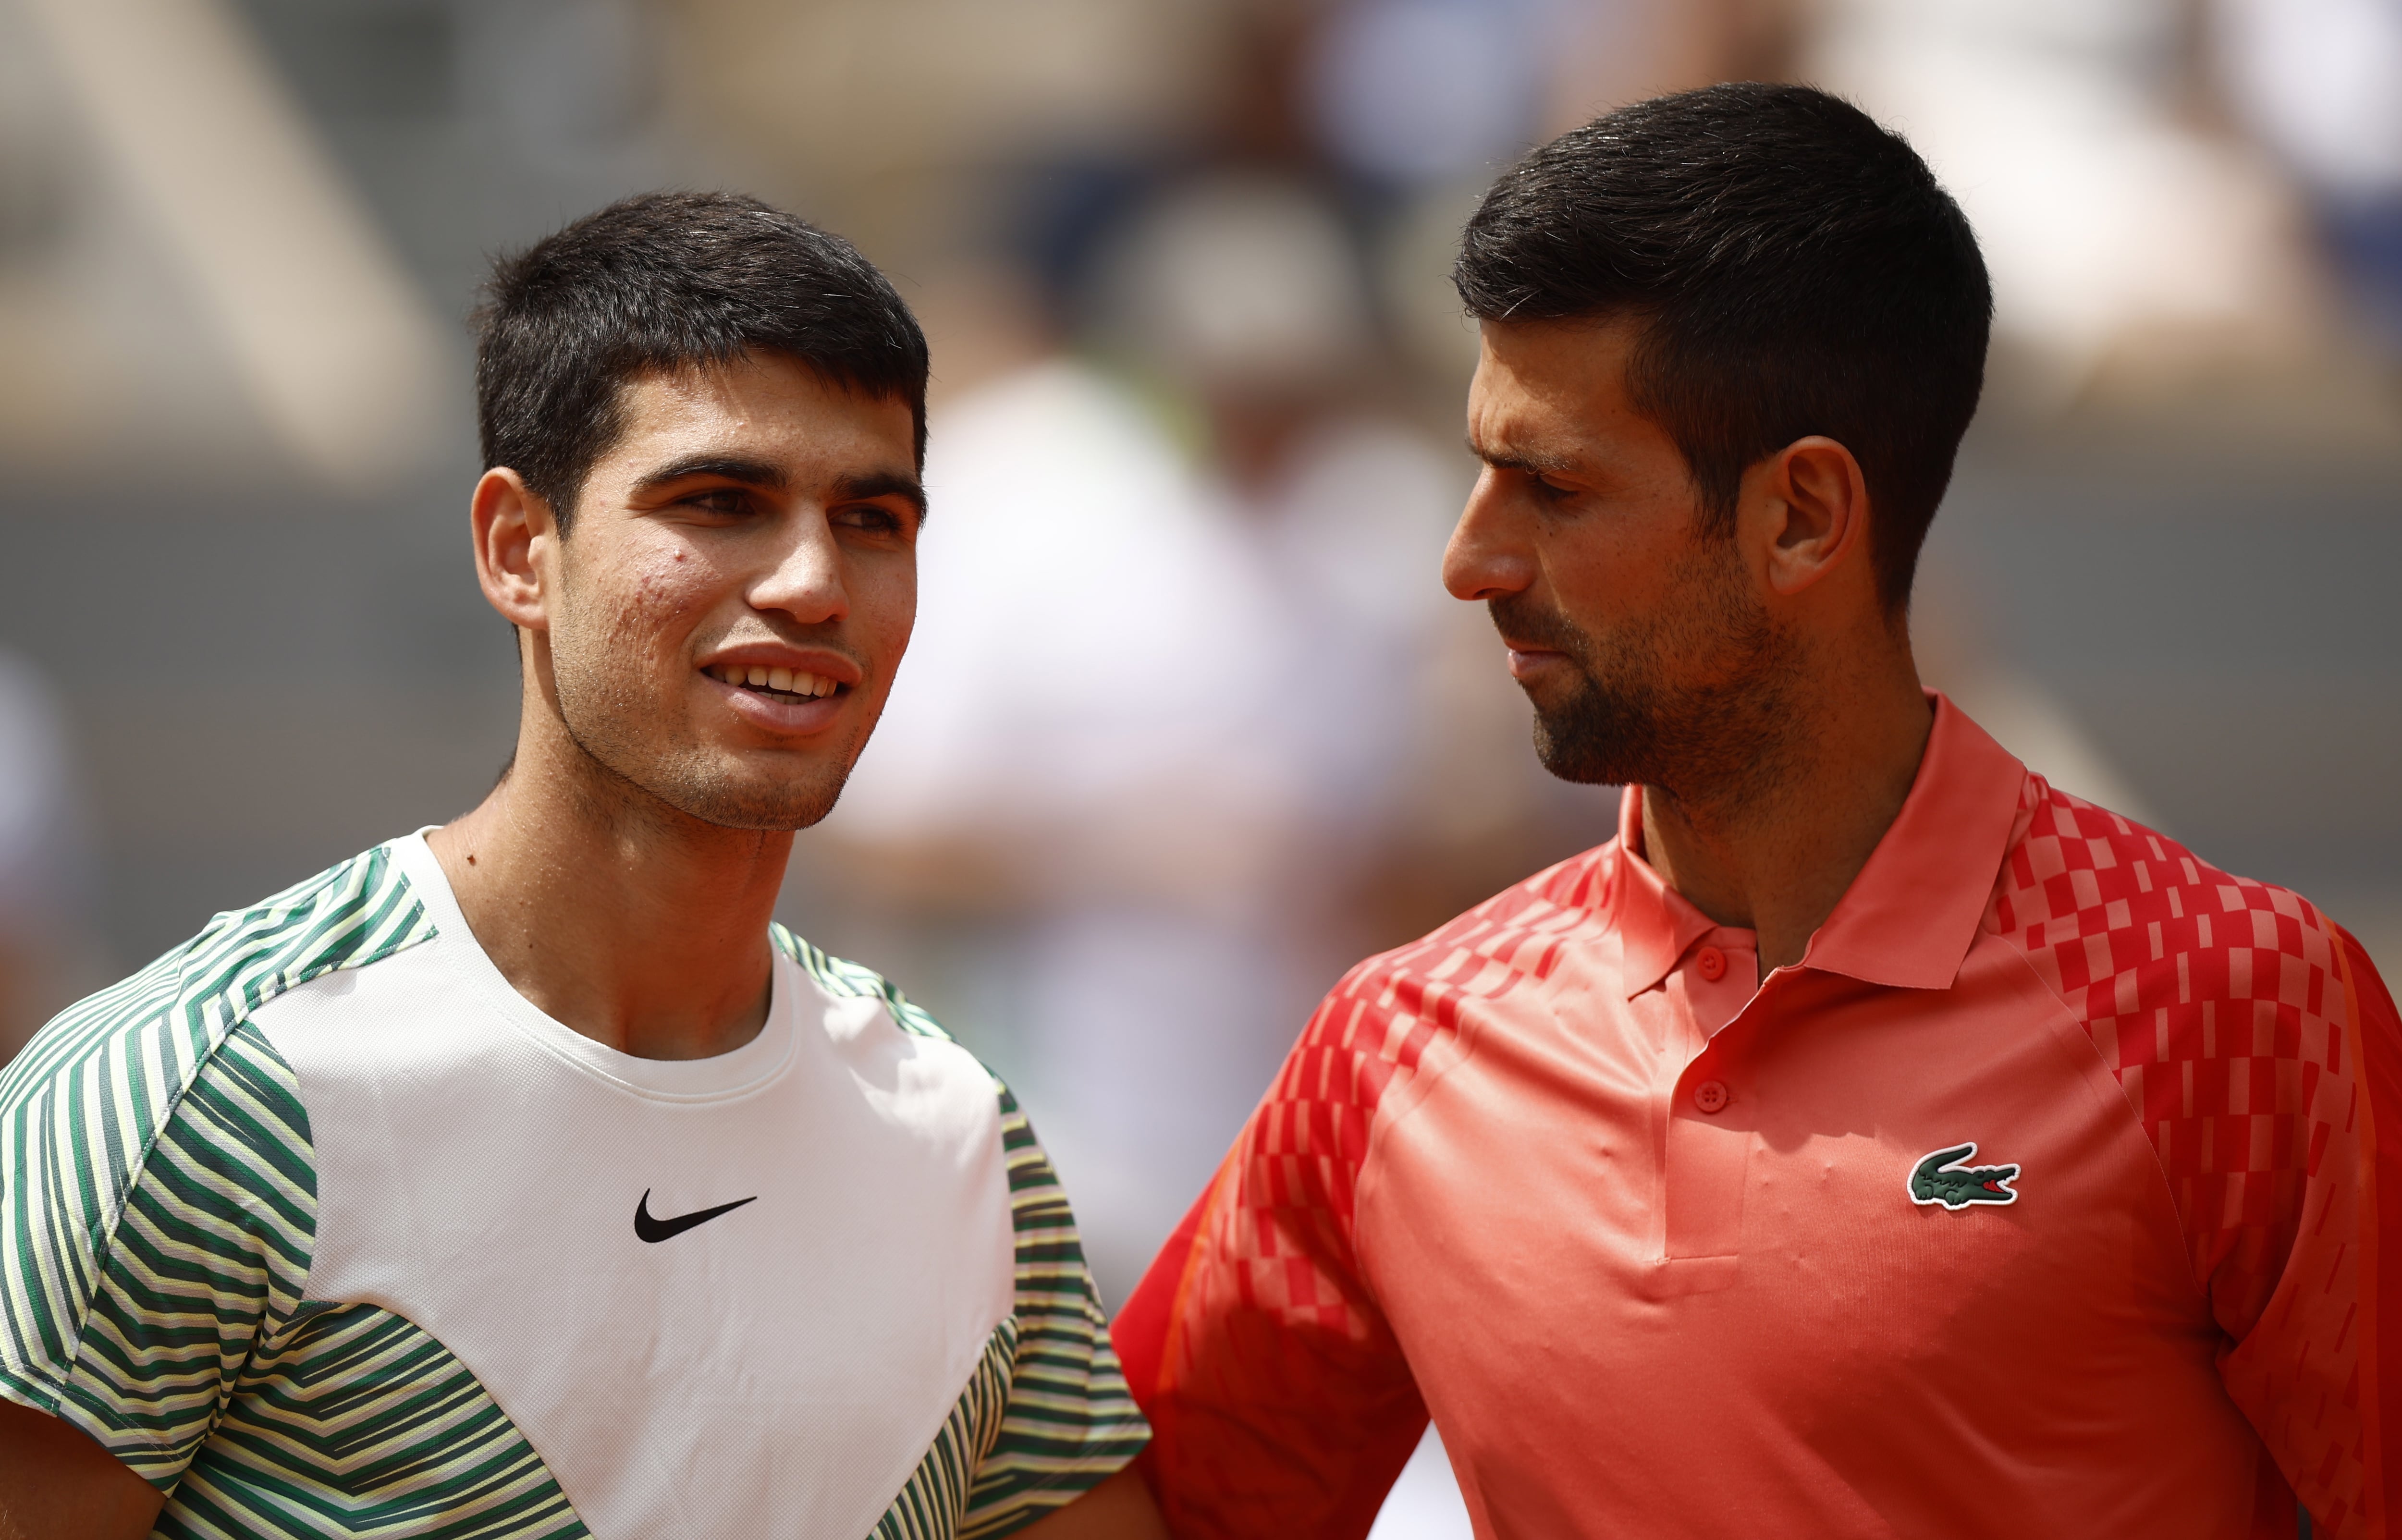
[{"x1": 1115, "y1": 696, "x2": 2399, "y2": 1539}]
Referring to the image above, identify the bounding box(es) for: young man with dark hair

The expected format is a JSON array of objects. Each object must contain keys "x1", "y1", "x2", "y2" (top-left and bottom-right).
[
  {"x1": 0, "y1": 192, "x2": 1163, "y2": 1540},
  {"x1": 1115, "y1": 84, "x2": 2401, "y2": 1537}
]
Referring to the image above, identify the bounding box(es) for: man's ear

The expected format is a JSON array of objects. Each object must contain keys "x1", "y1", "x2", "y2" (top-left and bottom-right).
[
  {"x1": 469, "y1": 467, "x2": 558, "y2": 634},
  {"x1": 1743, "y1": 435, "x2": 1870, "y2": 599}
]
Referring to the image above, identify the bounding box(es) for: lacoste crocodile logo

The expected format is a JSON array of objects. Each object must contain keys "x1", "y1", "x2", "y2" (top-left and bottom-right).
[{"x1": 1907, "y1": 1142, "x2": 2021, "y2": 1210}]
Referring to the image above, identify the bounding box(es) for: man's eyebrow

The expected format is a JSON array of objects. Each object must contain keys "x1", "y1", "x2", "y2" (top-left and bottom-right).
[
  {"x1": 1466, "y1": 438, "x2": 1577, "y2": 477},
  {"x1": 633, "y1": 453, "x2": 789, "y2": 495},
  {"x1": 631, "y1": 457, "x2": 928, "y2": 522},
  {"x1": 831, "y1": 470, "x2": 929, "y2": 522}
]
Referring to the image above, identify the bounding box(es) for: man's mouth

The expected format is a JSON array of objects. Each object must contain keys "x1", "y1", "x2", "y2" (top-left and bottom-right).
[
  {"x1": 1507, "y1": 647, "x2": 1572, "y2": 683},
  {"x1": 706, "y1": 663, "x2": 844, "y2": 703}
]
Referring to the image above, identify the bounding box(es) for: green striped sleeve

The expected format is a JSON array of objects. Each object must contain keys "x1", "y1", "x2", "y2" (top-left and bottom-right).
[
  {"x1": 0, "y1": 847, "x2": 433, "y2": 1486},
  {"x1": 959, "y1": 1091, "x2": 1148, "y2": 1538},
  {"x1": 67, "y1": 1023, "x2": 315, "y2": 1481}
]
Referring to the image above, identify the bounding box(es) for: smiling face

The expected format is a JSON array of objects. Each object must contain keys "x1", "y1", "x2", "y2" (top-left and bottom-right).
[
  {"x1": 1444, "y1": 317, "x2": 1801, "y2": 801},
  {"x1": 511, "y1": 352, "x2": 922, "y2": 831}
]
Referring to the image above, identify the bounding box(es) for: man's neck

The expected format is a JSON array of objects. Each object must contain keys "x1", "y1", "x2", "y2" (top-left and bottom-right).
[
  {"x1": 425, "y1": 725, "x2": 794, "y2": 1062},
  {"x1": 1639, "y1": 657, "x2": 1933, "y2": 978}
]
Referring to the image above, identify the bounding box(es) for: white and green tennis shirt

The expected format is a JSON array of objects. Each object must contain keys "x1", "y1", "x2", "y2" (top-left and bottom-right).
[{"x1": 0, "y1": 834, "x2": 1148, "y2": 1539}]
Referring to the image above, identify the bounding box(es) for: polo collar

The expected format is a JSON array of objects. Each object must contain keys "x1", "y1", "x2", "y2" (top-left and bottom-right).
[
  {"x1": 1610, "y1": 787, "x2": 1725, "y2": 999},
  {"x1": 1608, "y1": 693, "x2": 2028, "y2": 997}
]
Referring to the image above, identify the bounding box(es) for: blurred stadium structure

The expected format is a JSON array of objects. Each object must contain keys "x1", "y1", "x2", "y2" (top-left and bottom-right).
[{"x1": 0, "y1": 0, "x2": 2396, "y2": 1529}]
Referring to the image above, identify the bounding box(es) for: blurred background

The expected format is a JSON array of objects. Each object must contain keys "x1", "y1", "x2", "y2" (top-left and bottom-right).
[{"x1": 0, "y1": 0, "x2": 2397, "y2": 1530}]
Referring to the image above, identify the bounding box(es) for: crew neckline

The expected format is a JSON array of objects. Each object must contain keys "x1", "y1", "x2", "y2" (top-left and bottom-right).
[{"x1": 388, "y1": 829, "x2": 797, "y2": 1102}]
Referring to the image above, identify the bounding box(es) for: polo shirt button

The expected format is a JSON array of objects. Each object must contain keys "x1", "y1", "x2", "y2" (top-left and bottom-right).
[
  {"x1": 1693, "y1": 1079, "x2": 1730, "y2": 1114},
  {"x1": 1695, "y1": 945, "x2": 1727, "y2": 981}
]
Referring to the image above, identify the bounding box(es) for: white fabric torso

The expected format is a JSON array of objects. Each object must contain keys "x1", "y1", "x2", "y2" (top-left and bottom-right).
[{"x1": 249, "y1": 834, "x2": 1015, "y2": 1539}]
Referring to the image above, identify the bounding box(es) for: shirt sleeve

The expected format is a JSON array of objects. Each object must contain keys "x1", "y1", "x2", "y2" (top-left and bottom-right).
[
  {"x1": 958, "y1": 1089, "x2": 1152, "y2": 1538},
  {"x1": 1111, "y1": 978, "x2": 1430, "y2": 1540},
  {"x1": 2216, "y1": 923, "x2": 2402, "y2": 1539},
  {"x1": 1990, "y1": 785, "x2": 2401, "y2": 1534},
  {"x1": 1, "y1": 1002, "x2": 312, "y2": 1492}
]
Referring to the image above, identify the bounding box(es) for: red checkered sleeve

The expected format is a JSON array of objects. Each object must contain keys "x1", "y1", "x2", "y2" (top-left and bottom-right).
[
  {"x1": 1114, "y1": 853, "x2": 1611, "y2": 1539},
  {"x1": 1110, "y1": 1002, "x2": 1427, "y2": 1540},
  {"x1": 1990, "y1": 777, "x2": 2398, "y2": 1537}
]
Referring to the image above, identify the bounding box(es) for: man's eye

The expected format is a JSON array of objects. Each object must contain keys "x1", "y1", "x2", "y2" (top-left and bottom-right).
[
  {"x1": 1532, "y1": 477, "x2": 1575, "y2": 503},
  {"x1": 686, "y1": 489, "x2": 752, "y2": 516},
  {"x1": 837, "y1": 506, "x2": 906, "y2": 534}
]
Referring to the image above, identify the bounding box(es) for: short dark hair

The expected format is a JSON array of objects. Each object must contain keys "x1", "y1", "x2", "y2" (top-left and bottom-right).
[
  {"x1": 474, "y1": 190, "x2": 929, "y2": 531},
  {"x1": 1454, "y1": 83, "x2": 1991, "y2": 612}
]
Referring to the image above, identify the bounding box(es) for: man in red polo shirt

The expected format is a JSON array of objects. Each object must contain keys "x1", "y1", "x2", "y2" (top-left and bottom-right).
[{"x1": 1113, "y1": 84, "x2": 2400, "y2": 1539}]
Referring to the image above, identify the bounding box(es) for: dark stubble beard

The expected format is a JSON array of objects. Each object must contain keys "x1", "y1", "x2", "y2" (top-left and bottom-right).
[{"x1": 1492, "y1": 537, "x2": 1805, "y2": 810}]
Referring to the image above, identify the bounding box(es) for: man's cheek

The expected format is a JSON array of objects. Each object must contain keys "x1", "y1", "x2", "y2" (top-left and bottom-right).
[{"x1": 612, "y1": 564, "x2": 715, "y2": 648}]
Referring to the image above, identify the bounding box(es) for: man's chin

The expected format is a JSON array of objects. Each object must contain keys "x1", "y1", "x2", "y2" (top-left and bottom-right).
[
  {"x1": 1531, "y1": 721, "x2": 1626, "y2": 786},
  {"x1": 671, "y1": 776, "x2": 849, "y2": 832},
  {"x1": 633, "y1": 750, "x2": 859, "y2": 833},
  {"x1": 1530, "y1": 683, "x2": 1663, "y2": 786}
]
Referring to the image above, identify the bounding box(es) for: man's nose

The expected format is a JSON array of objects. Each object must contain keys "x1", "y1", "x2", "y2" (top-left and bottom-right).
[
  {"x1": 750, "y1": 518, "x2": 848, "y2": 625},
  {"x1": 1442, "y1": 476, "x2": 1534, "y2": 602}
]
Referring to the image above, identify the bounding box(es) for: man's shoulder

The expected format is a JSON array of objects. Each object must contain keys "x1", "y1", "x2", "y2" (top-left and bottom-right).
[
  {"x1": 1258, "y1": 841, "x2": 1619, "y2": 1125},
  {"x1": 1987, "y1": 774, "x2": 2353, "y2": 1029},
  {"x1": 1328, "y1": 839, "x2": 1619, "y2": 1008},
  {"x1": 772, "y1": 921, "x2": 963, "y2": 1049},
  {"x1": 3, "y1": 843, "x2": 435, "y2": 1128},
  {"x1": 0, "y1": 848, "x2": 416, "y2": 1423},
  {"x1": 769, "y1": 922, "x2": 1020, "y2": 1123}
]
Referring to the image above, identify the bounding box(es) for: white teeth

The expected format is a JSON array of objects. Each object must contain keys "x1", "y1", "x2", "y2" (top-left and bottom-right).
[{"x1": 710, "y1": 663, "x2": 838, "y2": 697}]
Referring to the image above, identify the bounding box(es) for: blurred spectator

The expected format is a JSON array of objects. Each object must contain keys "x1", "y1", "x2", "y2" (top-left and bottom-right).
[
  {"x1": 2214, "y1": 0, "x2": 2402, "y2": 357},
  {"x1": 1806, "y1": 0, "x2": 2328, "y2": 403},
  {"x1": 1303, "y1": 0, "x2": 1548, "y2": 191},
  {"x1": 821, "y1": 175, "x2": 1479, "y2": 1296},
  {"x1": 0, "y1": 652, "x2": 94, "y2": 1065}
]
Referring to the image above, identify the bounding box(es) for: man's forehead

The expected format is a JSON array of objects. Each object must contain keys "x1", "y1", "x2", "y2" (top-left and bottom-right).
[
  {"x1": 610, "y1": 359, "x2": 914, "y2": 472},
  {"x1": 1468, "y1": 316, "x2": 1662, "y2": 467},
  {"x1": 1465, "y1": 371, "x2": 1588, "y2": 473}
]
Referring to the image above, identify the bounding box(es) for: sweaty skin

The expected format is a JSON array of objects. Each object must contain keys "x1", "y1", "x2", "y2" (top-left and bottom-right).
[{"x1": 1446, "y1": 316, "x2": 1934, "y2": 977}]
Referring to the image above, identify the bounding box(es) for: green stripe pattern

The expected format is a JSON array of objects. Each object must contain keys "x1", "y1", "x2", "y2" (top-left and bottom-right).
[
  {"x1": 779, "y1": 929, "x2": 1152, "y2": 1537},
  {"x1": 0, "y1": 847, "x2": 1140, "y2": 1539},
  {"x1": 127, "y1": 1028, "x2": 584, "y2": 1539},
  {"x1": 0, "y1": 848, "x2": 581, "y2": 1535},
  {"x1": 874, "y1": 1320, "x2": 1018, "y2": 1540},
  {"x1": 0, "y1": 848, "x2": 432, "y2": 1449}
]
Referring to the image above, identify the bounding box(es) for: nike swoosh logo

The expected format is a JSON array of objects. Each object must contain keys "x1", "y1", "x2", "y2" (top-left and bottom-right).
[{"x1": 635, "y1": 1189, "x2": 758, "y2": 1243}]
